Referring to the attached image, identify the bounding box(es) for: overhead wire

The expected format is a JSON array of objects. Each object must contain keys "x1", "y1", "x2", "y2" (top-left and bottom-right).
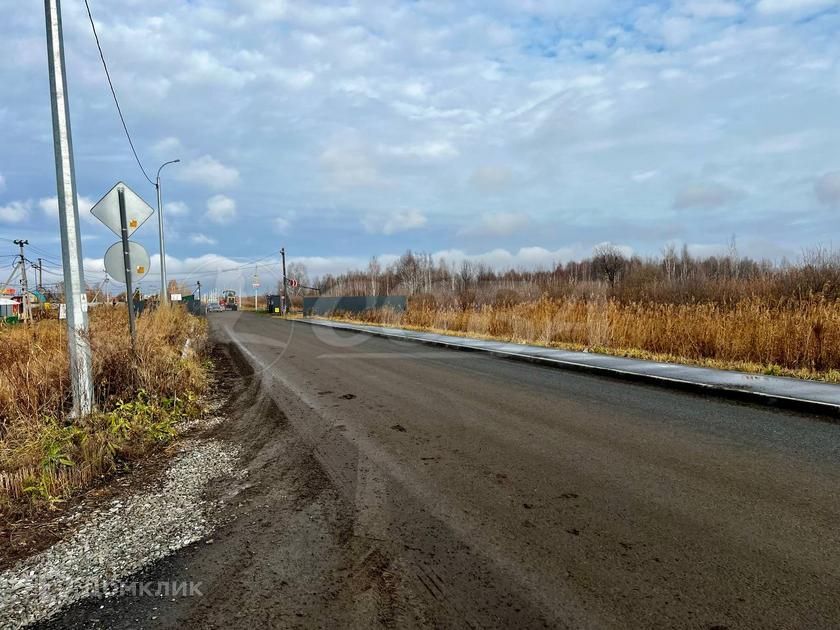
[{"x1": 82, "y1": 0, "x2": 155, "y2": 186}]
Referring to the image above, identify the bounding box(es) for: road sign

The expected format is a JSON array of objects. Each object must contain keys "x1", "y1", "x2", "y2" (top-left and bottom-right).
[
  {"x1": 104, "y1": 241, "x2": 150, "y2": 284},
  {"x1": 287, "y1": 278, "x2": 298, "y2": 288},
  {"x1": 90, "y1": 181, "x2": 154, "y2": 238},
  {"x1": 170, "y1": 293, "x2": 182, "y2": 301}
]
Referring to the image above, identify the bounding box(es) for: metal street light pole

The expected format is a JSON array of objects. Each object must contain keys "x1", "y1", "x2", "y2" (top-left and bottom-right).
[
  {"x1": 155, "y1": 159, "x2": 179, "y2": 305},
  {"x1": 44, "y1": 0, "x2": 94, "y2": 416}
]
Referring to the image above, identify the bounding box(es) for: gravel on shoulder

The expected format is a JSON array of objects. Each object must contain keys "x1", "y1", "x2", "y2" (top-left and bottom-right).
[{"x1": 0, "y1": 439, "x2": 243, "y2": 630}]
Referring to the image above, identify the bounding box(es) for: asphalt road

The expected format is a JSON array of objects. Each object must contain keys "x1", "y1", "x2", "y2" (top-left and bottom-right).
[{"x1": 42, "y1": 312, "x2": 840, "y2": 629}]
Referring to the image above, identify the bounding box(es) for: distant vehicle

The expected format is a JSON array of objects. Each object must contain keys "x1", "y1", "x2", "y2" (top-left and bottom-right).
[
  {"x1": 221, "y1": 290, "x2": 238, "y2": 311},
  {"x1": 207, "y1": 303, "x2": 223, "y2": 313}
]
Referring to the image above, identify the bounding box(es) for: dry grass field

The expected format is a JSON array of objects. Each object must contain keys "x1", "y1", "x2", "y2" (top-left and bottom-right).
[
  {"x1": 330, "y1": 295, "x2": 840, "y2": 383},
  {"x1": 312, "y1": 246, "x2": 840, "y2": 382},
  {"x1": 0, "y1": 307, "x2": 208, "y2": 514}
]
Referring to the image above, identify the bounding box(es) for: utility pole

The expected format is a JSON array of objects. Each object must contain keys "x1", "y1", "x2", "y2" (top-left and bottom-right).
[
  {"x1": 155, "y1": 159, "x2": 179, "y2": 305},
  {"x1": 196, "y1": 281, "x2": 201, "y2": 303},
  {"x1": 252, "y1": 270, "x2": 259, "y2": 311},
  {"x1": 1, "y1": 259, "x2": 20, "y2": 294},
  {"x1": 37, "y1": 258, "x2": 44, "y2": 292},
  {"x1": 281, "y1": 247, "x2": 289, "y2": 315},
  {"x1": 44, "y1": 0, "x2": 94, "y2": 416},
  {"x1": 13, "y1": 240, "x2": 30, "y2": 322}
]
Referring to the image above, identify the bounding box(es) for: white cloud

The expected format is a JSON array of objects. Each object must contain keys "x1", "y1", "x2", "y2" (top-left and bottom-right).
[
  {"x1": 662, "y1": 17, "x2": 694, "y2": 47},
  {"x1": 402, "y1": 81, "x2": 429, "y2": 100},
  {"x1": 235, "y1": 0, "x2": 288, "y2": 21},
  {"x1": 0, "y1": 173, "x2": 5, "y2": 191},
  {"x1": 177, "y1": 51, "x2": 256, "y2": 88},
  {"x1": 755, "y1": 0, "x2": 835, "y2": 14},
  {"x1": 320, "y1": 142, "x2": 382, "y2": 188},
  {"x1": 0, "y1": 200, "x2": 30, "y2": 223},
  {"x1": 177, "y1": 155, "x2": 240, "y2": 189},
  {"x1": 673, "y1": 183, "x2": 743, "y2": 209},
  {"x1": 205, "y1": 195, "x2": 237, "y2": 224},
  {"x1": 459, "y1": 212, "x2": 530, "y2": 237},
  {"x1": 152, "y1": 137, "x2": 183, "y2": 158},
  {"x1": 683, "y1": 1, "x2": 742, "y2": 18},
  {"x1": 632, "y1": 170, "x2": 659, "y2": 183},
  {"x1": 39, "y1": 197, "x2": 59, "y2": 216},
  {"x1": 379, "y1": 140, "x2": 458, "y2": 160},
  {"x1": 269, "y1": 68, "x2": 316, "y2": 89},
  {"x1": 293, "y1": 31, "x2": 325, "y2": 51},
  {"x1": 815, "y1": 171, "x2": 840, "y2": 207},
  {"x1": 189, "y1": 233, "x2": 217, "y2": 245},
  {"x1": 1, "y1": 0, "x2": 839, "y2": 261},
  {"x1": 754, "y1": 132, "x2": 812, "y2": 155},
  {"x1": 430, "y1": 247, "x2": 576, "y2": 271},
  {"x1": 273, "y1": 217, "x2": 290, "y2": 233},
  {"x1": 165, "y1": 201, "x2": 190, "y2": 216},
  {"x1": 38, "y1": 196, "x2": 97, "y2": 223},
  {"x1": 470, "y1": 166, "x2": 513, "y2": 193},
  {"x1": 363, "y1": 209, "x2": 427, "y2": 235}
]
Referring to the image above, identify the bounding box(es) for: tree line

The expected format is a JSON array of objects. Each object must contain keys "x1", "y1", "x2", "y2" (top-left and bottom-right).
[{"x1": 301, "y1": 243, "x2": 840, "y2": 307}]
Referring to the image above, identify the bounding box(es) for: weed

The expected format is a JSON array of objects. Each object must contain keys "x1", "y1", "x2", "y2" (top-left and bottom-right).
[{"x1": 0, "y1": 307, "x2": 209, "y2": 515}]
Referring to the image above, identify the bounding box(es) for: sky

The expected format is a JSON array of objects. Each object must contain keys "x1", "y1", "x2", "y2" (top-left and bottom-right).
[{"x1": 1, "y1": 0, "x2": 839, "y2": 292}]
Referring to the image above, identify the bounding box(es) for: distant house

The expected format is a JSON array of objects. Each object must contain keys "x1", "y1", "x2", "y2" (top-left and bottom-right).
[{"x1": 0, "y1": 297, "x2": 17, "y2": 320}]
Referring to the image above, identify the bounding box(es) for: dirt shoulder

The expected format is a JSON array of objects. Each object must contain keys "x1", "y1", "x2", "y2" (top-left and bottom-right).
[{"x1": 31, "y1": 336, "x2": 438, "y2": 629}]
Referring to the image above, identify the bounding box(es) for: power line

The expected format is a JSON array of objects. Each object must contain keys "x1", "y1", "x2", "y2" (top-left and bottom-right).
[{"x1": 83, "y1": 0, "x2": 154, "y2": 186}]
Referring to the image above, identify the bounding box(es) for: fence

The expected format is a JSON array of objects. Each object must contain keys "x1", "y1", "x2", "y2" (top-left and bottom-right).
[{"x1": 302, "y1": 296, "x2": 407, "y2": 316}]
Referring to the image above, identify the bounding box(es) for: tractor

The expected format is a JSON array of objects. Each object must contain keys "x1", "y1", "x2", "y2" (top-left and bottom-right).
[{"x1": 221, "y1": 289, "x2": 238, "y2": 311}]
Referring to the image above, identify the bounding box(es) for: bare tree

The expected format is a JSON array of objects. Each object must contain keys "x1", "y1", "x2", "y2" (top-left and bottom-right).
[
  {"x1": 367, "y1": 257, "x2": 381, "y2": 296},
  {"x1": 458, "y1": 260, "x2": 474, "y2": 292},
  {"x1": 396, "y1": 251, "x2": 422, "y2": 295},
  {"x1": 592, "y1": 244, "x2": 626, "y2": 287},
  {"x1": 285, "y1": 262, "x2": 309, "y2": 296}
]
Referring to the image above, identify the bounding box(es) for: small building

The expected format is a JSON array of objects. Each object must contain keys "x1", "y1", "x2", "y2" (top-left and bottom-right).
[
  {"x1": 0, "y1": 297, "x2": 17, "y2": 320},
  {"x1": 266, "y1": 294, "x2": 284, "y2": 314}
]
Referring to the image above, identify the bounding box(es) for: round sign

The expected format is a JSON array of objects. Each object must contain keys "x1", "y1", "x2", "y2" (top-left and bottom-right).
[{"x1": 104, "y1": 241, "x2": 150, "y2": 285}]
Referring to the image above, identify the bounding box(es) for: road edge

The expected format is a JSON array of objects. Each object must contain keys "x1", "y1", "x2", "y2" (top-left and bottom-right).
[{"x1": 296, "y1": 318, "x2": 840, "y2": 421}]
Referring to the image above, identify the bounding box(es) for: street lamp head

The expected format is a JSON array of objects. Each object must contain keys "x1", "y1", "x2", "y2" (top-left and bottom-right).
[
  {"x1": 156, "y1": 159, "x2": 181, "y2": 182},
  {"x1": 155, "y1": 159, "x2": 180, "y2": 305}
]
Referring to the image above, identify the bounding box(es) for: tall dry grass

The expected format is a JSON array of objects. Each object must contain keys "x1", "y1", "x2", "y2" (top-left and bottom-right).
[
  {"x1": 335, "y1": 296, "x2": 840, "y2": 381},
  {"x1": 0, "y1": 306, "x2": 206, "y2": 426},
  {"x1": 0, "y1": 306, "x2": 208, "y2": 513}
]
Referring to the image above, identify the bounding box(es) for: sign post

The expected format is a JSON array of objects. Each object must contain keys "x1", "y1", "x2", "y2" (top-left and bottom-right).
[
  {"x1": 91, "y1": 180, "x2": 154, "y2": 353},
  {"x1": 118, "y1": 188, "x2": 137, "y2": 351}
]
